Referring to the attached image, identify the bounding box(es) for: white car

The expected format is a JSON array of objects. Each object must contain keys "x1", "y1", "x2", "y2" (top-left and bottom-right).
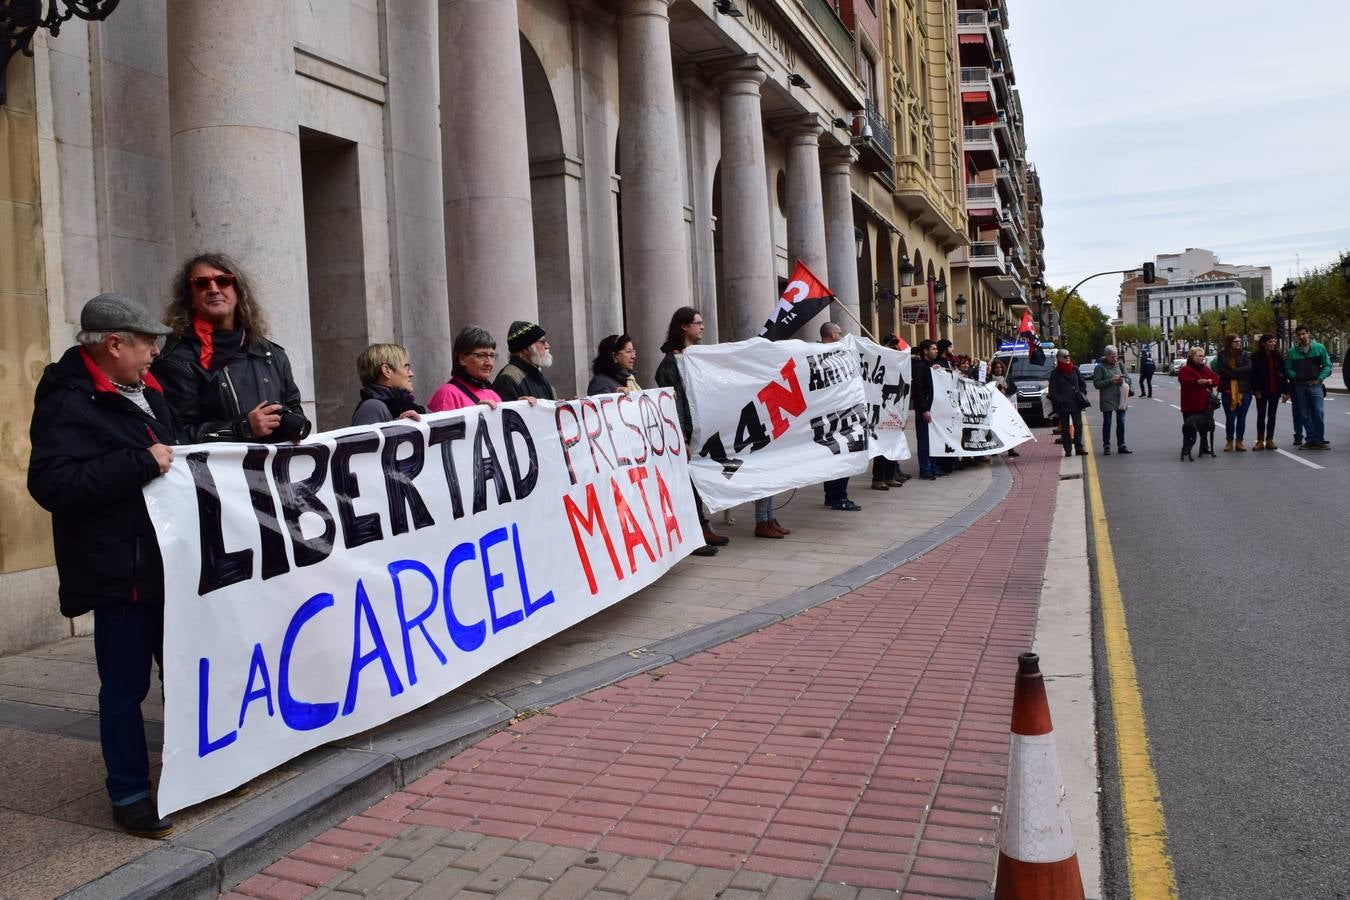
[{"x1": 1168, "y1": 358, "x2": 1186, "y2": 376}]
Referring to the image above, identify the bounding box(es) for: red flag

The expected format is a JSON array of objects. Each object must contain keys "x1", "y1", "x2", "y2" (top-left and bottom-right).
[
  {"x1": 759, "y1": 261, "x2": 835, "y2": 341},
  {"x1": 1018, "y1": 309, "x2": 1034, "y2": 340}
]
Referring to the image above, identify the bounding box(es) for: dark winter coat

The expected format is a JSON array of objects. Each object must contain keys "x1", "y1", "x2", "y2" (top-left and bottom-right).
[
  {"x1": 494, "y1": 355, "x2": 556, "y2": 401},
  {"x1": 654, "y1": 351, "x2": 694, "y2": 440},
  {"x1": 1249, "y1": 348, "x2": 1287, "y2": 398},
  {"x1": 910, "y1": 360, "x2": 936, "y2": 415},
  {"x1": 28, "y1": 347, "x2": 180, "y2": 617},
  {"x1": 153, "y1": 330, "x2": 309, "y2": 442},
  {"x1": 1214, "y1": 349, "x2": 1252, "y2": 394},
  {"x1": 351, "y1": 383, "x2": 425, "y2": 426},
  {"x1": 1048, "y1": 365, "x2": 1088, "y2": 416}
]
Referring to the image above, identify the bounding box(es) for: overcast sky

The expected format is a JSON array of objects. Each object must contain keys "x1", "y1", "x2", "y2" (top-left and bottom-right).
[{"x1": 1010, "y1": 2, "x2": 1350, "y2": 314}]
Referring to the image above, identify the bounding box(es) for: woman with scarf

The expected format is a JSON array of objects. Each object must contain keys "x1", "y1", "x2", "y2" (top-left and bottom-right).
[
  {"x1": 1048, "y1": 348, "x2": 1089, "y2": 457},
  {"x1": 352, "y1": 343, "x2": 425, "y2": 425},
  {"x1": 428, "y1": 326, "x2": 504, "y2": 411},
  {"x1": 587, "y1": 333, "x2": 641, "y2": 395},
  {"x1": 1177, "y1": 345, "x2": 1220, "y2": 460},
  {"x1": 1214, "y1": 334, "x2": 1252, "y2": 451},
  {"x1": 1248, "y1": 333, "x2": 1288, "y2": 450},
  {"x1": 155, "y1": 253, "x2": 311, "y2": 443}
]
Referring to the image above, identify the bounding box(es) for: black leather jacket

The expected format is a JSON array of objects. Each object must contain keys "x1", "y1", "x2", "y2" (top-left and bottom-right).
[{"x1": 153, "y1": 332, "x2": 310, "y2": 442}]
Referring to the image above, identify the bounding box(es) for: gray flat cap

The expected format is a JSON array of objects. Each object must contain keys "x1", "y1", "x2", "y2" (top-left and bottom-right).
[{"x1": 80, "y1": 293, "x2": 171, "y2": 336}]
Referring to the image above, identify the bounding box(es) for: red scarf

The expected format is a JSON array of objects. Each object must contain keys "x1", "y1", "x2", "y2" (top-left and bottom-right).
[
  {"x1": 1056, "y1": 360, "x2": 1074, "y2": 374},
  {"x1": 193, "y1": 317, "x2": 215, "y2": 369}
]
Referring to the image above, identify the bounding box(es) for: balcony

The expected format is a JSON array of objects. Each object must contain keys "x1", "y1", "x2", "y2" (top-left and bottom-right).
[
  {"x1": 956, "y1": 9, "x2": 991, "y2": 48},
  {"x1": 962, "y1": 125, "x2": 998, "y2": 168},
  {"x1": 894, "y1": 154, "x2": 966, "y2": 248},
  {"x1": 966, "y1": 181, "x2": 999, "y2": 213},
  {"x1": 969, "y1": 240, "x2": 1007, "y2": 274},
  {"x1": 959, "y1": 66, "x2": 993, "y2": 95},
  {"x1": 995, "y1": 159, "x2": 1012, "y2": 185},
  {"x1": 852, "y1": 99, "x2": 894, "y2": 174},
  {"x1": 802, "y1": 0, "x2": 855, "y2": 72},
  {"x1": 998, "y1": 208, "x2": 1016, "y2": 237}
]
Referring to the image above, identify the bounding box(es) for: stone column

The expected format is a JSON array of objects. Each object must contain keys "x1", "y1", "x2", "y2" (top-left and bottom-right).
[
  {"x1": 440, "y1": 0, "x2": 538, "y2": 334},
  {"x1": 716, "y1": 62, "x2": 775, "y2": 341},
  {"x1": 822, "y1": 146, "x2": 861, "y2": 335},
  {"x1": 168, "y1": 0, "x2": 314, "y2": 403},
  {"x1": 784, "y1": 118, "x2": 828, "y2": 277},
  {"x1": 618, "y1": 0, "x2": 692, "y2": 373}
]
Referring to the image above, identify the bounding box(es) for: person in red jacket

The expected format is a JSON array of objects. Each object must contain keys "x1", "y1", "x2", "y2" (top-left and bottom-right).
[{"x1": 1177, "y1": 345, "x2": 1219, "y2": 460}]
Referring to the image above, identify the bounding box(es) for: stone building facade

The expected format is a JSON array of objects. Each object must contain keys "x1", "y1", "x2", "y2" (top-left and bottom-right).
[{"x1": 0, "y1": 0, "x2": 1044, "y2": 654}]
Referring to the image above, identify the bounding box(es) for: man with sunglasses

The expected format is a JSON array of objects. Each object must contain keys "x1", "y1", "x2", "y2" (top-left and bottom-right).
[
  {"x1": 153, "y1": 253, "x2": 311, "y2": 443},
  {"x1": 28, "y1": 294, "x2": 181, "y2": 838}
]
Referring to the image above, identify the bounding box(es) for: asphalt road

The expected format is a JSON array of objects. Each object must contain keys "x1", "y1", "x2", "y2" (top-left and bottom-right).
[{"x1": 1090, "y1": 375, "x2": 1350, "y2": 899}]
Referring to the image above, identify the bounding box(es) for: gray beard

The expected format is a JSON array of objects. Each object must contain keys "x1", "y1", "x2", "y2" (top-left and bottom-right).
[{"x1": 528, "y1": 348, "x2": 553, "y2": 368}]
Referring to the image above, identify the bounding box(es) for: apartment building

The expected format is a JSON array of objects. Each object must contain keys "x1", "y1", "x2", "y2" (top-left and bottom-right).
[{"x1": 946, "y1": 0, "x2": 1045, "y2": 360}]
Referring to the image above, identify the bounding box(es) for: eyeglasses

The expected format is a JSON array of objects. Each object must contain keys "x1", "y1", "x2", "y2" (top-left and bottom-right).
[
  {"x1": 468, "y1": 351, "x2": 497, "y2": 361},
  {"x1": 190, "y1": 273, "x2": 236, "y2": 291},
  {"x1": 690, "y1": 319, "x2": 705, "y2": 326}
]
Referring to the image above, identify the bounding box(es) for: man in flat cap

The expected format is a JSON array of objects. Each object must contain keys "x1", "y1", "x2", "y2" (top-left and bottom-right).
[
  {"x1": 27, "y1": 293, "x2": 180, "y2": 838},
  {"x1": 495, "y1": 320, "x2": 558, "y2": 402}
]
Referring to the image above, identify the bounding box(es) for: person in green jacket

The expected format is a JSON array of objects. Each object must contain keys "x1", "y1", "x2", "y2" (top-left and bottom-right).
[
  {"x1": 1284, "y1": 324, "x2": 1333, "y2": 449},
  {"x1": 1092, "y1": 345, "x2": 1134, "y2": 455}
]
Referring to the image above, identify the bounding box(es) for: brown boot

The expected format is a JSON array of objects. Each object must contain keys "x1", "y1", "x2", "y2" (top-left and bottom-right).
[
  {"x1": 754, "y1": 522, "x2": 784, "y2": 539},
  {"x1": 1265, "y1": 438, "x2": 1278, "y2": 450},
  {"x1": 1223, "y1": 438, "x2": 1233, "y2": 452},
  {"x1": 770, "y1": 519, "x2": 791, "y2": 535},
  {"x1": 702, "y1": 528, "x2": 729, "y2": 547},
  {"x1": 1235, "y1": 439, "x2": 1246, "y2": 451},
  {"x1": 1252, "y1": 439, "x2": 1265, "y2": 450}
]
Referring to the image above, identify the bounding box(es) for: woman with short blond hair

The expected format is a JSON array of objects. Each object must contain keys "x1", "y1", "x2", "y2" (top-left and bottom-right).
[{"x1": 352, "y1": 343, "x2": 424, "y2": 425}]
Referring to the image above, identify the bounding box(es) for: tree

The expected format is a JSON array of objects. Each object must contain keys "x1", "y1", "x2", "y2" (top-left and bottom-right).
[
  {"x1": 1291, "y1": 260, "x2": 1350, "y2": 338},
  {"x1": 1045, "y1": 284, "x2": 1111, "y2": 362}
]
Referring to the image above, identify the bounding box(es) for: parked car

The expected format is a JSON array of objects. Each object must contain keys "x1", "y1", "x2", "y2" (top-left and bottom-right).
[
  {"x1": 1078, "y1": 362, "x2": 1097, "y2": 380},
  {"x1": 1168, "y1": 357, "x2": 1186, "y2": 376},
  {"x1": 996, "y1": 352, "x2": 1057, "y2": 425}
]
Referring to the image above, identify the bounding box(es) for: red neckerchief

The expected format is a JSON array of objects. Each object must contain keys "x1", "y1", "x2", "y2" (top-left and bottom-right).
[
  {"x1": 193, "y1": 317, "x2": 214, "y2": 369},
  {"x1": 1056, "y1": 360, "x2": 1074, "y2": 374},
  {"x1": 78, "y1": 347, "x2": 163, "y2": 394}
]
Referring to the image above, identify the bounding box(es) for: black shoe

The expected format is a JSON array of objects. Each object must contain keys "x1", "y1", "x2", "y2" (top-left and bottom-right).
[
  {"x1": 1117, "y1": 446, "x2": 1133, "y2": 454},
  {"x1": 112, "y1": 798, "x2": 173, "y2": 838},
  {"x1": 1007, "y1": 449, "x2": 1020, "y2": 458},
  {"x1": 828, "y1": 499, "x2": 863, "y2": 511},
  {"x1": 692, "y1": 544, "x2": 719, "y2": 556},
  {"x1": 1075, "y1": 447, "x2": 1089, "y2": 456},
  {"x1": 1293, "y1": 438, "x2": 1303, "y2": 446},
  {"x1": 1102, "y1": 447, "x2": 1111, "y2": 456}
]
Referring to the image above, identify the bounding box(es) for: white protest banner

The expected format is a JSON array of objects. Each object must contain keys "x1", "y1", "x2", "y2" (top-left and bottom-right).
[
  {"x1": 144, "y1": 389, "x2": 702, "y2": 815},
  {"x1": 681, "y1": 337, "x2": 869, "y2": 512},
  {"x1": 846, "y1": 334, "x2": 912, "y2": 462},
  {"x1": 928, "y1": 367, "x2": 1034, "y2": 457}
]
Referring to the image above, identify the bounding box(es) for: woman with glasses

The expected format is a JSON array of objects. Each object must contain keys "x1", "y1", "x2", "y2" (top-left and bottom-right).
[
  {"x1": 428, "y1": 326, "x2": 504, "y2": 411},
  {"x1": 352, "y1": 343, "x2": 424, "y2": 425},
  {"x1": 154, "y1": 253, "x2": 311, "y2": 443},
  {"x1": 587, "y1": 333, "x2": 641, "y2": 395}
]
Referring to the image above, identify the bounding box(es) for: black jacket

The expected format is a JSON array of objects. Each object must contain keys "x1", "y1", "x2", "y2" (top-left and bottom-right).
[
  {"x1": 654, "y1": 351, "x2": 694, "y2": 440},
  {"x1": 910, "y1": 360, "x2": 935, "y2": 415},
  {"x1": 1250, "y1": 349, "x2": 1288, "y2": 397},
  {"x1": 1049, "y1": 366, "x2": 1088, "y2": 414},
  {"x1": 28, "y1": 347, "x2": 179, "y2": 617},
  {"x1": 494, "y1": 356, "x2": 556, "y2": 401},
  {"x1": 153, "y1": 331, "x2": 309, "y2": 442},
  {"x1": 351, "y1": 383, "x2": 425, "y2": 426}
]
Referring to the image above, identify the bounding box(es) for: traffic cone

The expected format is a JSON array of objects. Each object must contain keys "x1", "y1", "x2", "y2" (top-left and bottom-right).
[{"x1": 994, "y1": 653, "x2": 1085, "y2": 900}]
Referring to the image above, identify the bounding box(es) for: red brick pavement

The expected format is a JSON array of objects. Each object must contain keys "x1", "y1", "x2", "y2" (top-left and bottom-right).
[{"x1": 233, "y1": 441, "x2": 1059, "y2": 898}]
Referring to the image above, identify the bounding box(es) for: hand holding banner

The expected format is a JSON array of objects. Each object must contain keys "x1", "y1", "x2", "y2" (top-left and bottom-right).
[{"x1": 847, "y1": 334, "x2": 912, "y2": 462}]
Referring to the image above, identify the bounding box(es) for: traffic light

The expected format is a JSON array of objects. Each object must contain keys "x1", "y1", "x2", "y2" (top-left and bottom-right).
[{"x1": 1142, "y1": 262, "x2": 1156, "y2": 284}]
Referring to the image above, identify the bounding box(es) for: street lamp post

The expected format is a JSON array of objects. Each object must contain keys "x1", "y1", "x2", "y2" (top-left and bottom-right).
[
  {"x1": 1241, "y1": 308, "x2": 1249, "y2": 348},
  {"x1": 1273, "y1": 278, "x2": 1297, "y2": 350}
]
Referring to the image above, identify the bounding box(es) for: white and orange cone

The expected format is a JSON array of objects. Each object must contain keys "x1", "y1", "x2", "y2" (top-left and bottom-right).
[{"x1": 994, "y1": 652, "x2": 1085, "y2": 900}]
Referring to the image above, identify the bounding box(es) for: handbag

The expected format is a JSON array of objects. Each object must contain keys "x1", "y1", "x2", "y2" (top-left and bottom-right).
[
  {"x1": 1207, "y1": 389, "x2": 1222, "y2": 411},
  {"x1": 1076, "y1": 390, "x2": 1091, "y2": 410}
]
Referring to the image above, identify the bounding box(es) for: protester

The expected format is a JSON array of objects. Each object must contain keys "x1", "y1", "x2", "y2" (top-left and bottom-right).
[
  {"x1": 932, "y1": 340, "x2": 958, "y2": 473},
  {"x1": 428, "y1": 326, "x2": 504, "y2": 411},
  {"x1": 1214, "y1": 334, "x2": 1252, "y2": 451},
  {"x1": 1285, "y1": 324, "x2": 1332, "y2": 450},
  {"x1": 911, "y1": 339, "x2": 940, "y2": 479},
  {"x1": 352, "y1": 343, "x2": 424, "y2": 425},
  {"x1": 1249, "y1": 333, "x2": 1287, "y2": 450},
  {"x1": 1138, "y1": 351, "x2": 1156, "y2": 398},
  {"x1": 1092, "y1": 344, "x2": 1133, "y2": 455},
  {"x1": 654, "y1": 308, "x2": 726, "y2": 553},
  {"x1": 819, "y1": 322, "x2": 861, "y2": 511},
  {"x1": 1178, "y1": 345, "x2": 1219, "y2": 460},
  {"x1": 587, "y1": 333, "x2": 641, "y2": 395},
  {"x1": 985, "y1": 358, "x2": 1020, "y2": 458},
  {"x1": 154, "y1": 253, "x2": 310, "y2": 443},
  {"x1": 28, "y1": 294, "x2": 179, "y2": 838},
  {"x1": 871, "y1": 333, "x2": 911, "y2": 488},
  {"x1": 1048, "y1": 348, "x2": 1088, "y2": 457},
  {"x1": 494, "y1": 320, "x2": 557, "y2": 401}
]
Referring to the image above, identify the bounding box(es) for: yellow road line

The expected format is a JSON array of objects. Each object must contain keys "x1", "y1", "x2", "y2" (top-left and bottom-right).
[{"x1": 1081, "y1": 426, "x2": 1179, "y2": 899}]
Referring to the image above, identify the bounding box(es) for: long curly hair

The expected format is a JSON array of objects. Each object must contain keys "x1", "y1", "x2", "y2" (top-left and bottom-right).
[{"x1": 164, "y1": 252, "x2": 270, "y2": 340}]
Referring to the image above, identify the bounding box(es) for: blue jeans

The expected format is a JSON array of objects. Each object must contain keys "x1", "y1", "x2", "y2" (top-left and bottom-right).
[
  {"x1": 916, "y1": 417, "x2": 934, "y2": 476},
  {"x1": 1293, "y1": 383, "x2": 1325, "y2": 443},
  {"x1": 754, "y1": 497, "x2": 773, "y2": 523},
  {"x1": 93, "y1": 602, "x2": 163, "y2": 805},
  {"x1": 1222, "y1": 391, "x2": 1252, "y2": 440},
  {"x1": 1291, "y1": 388, "x2": 1305, "y2": 440},
  {"x1": 1101, "y1": 409, "x2": 1126, "y2": 448},
  {"x1": 823, "y1": 477, "x2": 849, "y2": 505}
]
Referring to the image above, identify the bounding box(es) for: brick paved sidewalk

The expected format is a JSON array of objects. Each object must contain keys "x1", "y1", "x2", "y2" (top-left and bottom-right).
[{"x1": 232, "y1": 442, "x2": 1058, "y2": 900}]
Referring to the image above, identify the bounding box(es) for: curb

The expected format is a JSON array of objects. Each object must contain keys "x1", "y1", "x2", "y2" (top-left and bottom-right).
[{"x1": 64, "y1": 463, "x2": 1015, "y2": 899}]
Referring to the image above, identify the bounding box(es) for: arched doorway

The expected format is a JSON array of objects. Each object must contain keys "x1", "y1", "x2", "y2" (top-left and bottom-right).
[{"x1": 521, "y1": 36, "x2": 580, "y2": 394}]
